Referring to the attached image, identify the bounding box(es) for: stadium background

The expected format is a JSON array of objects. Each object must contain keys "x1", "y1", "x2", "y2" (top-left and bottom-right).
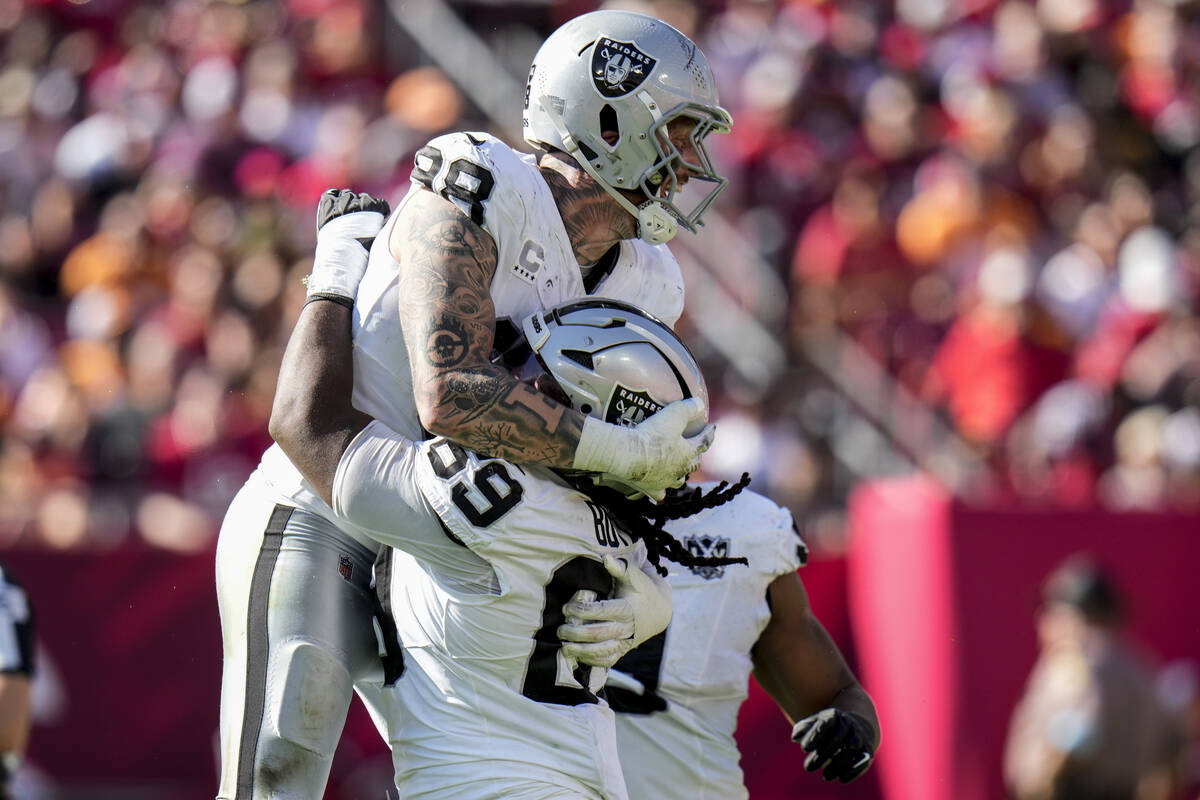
[{"x1": 1, "y1": 0, "x2": 1198, "y2": 797}]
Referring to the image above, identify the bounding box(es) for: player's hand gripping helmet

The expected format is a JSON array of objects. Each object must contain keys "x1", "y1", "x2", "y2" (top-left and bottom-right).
[
  {"x1": 521, "y1": 299, "x2": 708, "y2": 436},
  {"x1": 523, "y1": 10, "x2": 732, "y2": 246}
]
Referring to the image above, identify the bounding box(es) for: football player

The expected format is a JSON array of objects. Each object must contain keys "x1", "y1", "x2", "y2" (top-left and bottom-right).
[
  {"x1": 605, "y1": 489, "x2": 881, "y2": 796},
  {"x1": 215, "y1": 10, "x2": 736, "y2": 798},
  {"x1": 272, "y1": 286, "x2": 747, "y2": 798}
]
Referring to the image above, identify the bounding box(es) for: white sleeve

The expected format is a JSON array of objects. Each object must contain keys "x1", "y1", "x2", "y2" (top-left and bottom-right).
[
  {"x1": 409, "y1": 132, "x2": 521, "y2": 243},
  {"x1": 593, "y1": 241, "x2": 685, "y2": 327},
  {"x1": 779, "y1": 513, "x2": 808, "y2": 575},
  {"x1": 332, "y1": 420, "x2": 446, "y2": 552},
  {"x1": 334, "y1": 421, "x2": 499, "y2": 593},
  {"x1": 719, "y1": 488, "x2": 807, "y2": 578}
]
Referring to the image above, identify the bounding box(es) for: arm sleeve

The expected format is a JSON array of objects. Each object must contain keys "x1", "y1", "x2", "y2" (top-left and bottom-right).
[
  {"x1": 332, "y1": 420, "x2": 448, "y2": 554},
  {"x1": 0, "y1": 569, "x2": 33, "y2": 677},
  {"x1": 752, "y1": 498, "x2": 806, "y2": 578},
  {"x1": 781, "y1": 515, "x2": 809, "y2": 574}
]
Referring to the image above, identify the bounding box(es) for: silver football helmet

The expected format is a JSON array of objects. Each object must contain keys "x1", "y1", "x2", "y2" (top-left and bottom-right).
[
  {"x1": 521, "y1": 299, "x2": 708, "y2": 436},
  {"x1": 523, "y1": 10, "x2": 732, "y2": 245}
]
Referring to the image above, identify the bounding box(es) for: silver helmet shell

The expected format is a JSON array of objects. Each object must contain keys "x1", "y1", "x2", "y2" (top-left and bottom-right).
[
  {"x1": 523, "y1": 10, "x2": 732, "y2": 244},
  {"x1": 521, "y1": 299, "x2": 708, "y2": 436}
]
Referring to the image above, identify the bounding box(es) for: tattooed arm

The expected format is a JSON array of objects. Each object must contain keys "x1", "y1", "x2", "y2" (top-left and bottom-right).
[{"x1": 394, "y1": 189, "x2": 589, "y2": 467}]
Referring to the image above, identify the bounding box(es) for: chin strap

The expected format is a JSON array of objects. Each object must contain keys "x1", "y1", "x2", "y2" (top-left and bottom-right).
[
  {"x1": 634, "y1": 202, "x2": 678, "y2": 246},
  {"x1": 539, "y1": 95, "x2": 679, "y2": 246}
]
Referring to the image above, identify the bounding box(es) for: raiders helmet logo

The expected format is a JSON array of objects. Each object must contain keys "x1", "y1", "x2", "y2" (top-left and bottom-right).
[
  {"x1": 685, "y1": 535, "x2": 731, "y2": 580},
  {"x1": 592, "y1": 38, "x2": 657, "y2": 98},
  {"x1": 605, "y1": 384, "x2": 665, "y2": 427}
]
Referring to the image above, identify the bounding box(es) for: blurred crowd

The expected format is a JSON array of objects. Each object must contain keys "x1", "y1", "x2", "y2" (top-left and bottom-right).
[
  {"x1": 683, "y1": 0, "x2": 1200, "y2": 545},
  {"x1": 0, "y1": 0, "x2": 1198, "y2": 553}
]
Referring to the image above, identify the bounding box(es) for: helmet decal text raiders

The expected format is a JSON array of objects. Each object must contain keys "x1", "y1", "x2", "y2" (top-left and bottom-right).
[
  {"x1": 604, "y1": 384, "x2": 665, "y2": 426},
  {"x1": 591, "y1": 38, "x2": 657, "y2": 98}
]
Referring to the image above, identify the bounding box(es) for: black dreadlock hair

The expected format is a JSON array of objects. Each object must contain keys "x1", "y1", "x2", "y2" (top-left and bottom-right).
[{"x1": 574, "y1": 473, "x2": 753, "y2": 577}]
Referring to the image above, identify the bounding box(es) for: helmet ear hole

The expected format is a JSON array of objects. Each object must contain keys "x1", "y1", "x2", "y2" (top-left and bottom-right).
[
  {"x1": 580, "y1": 404, "x2": 593, "y2": 415},
  {"x1": 577, "y1": 139, "x2": 599, "y2": 163},
  {"x1": 561, "y1": 349, "x2": 595, "y2": 369},
  {"x1": 599, "y1": 104, "x2": 620, "y2": 145}
]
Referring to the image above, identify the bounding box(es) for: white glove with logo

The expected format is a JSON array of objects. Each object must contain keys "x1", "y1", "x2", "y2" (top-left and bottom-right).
[
  {"x1": 558, "y1": 555, "x2": 672, "y2": 669},
  {"x1": 305, "y1": 188, "x2": 390, "y2": 302},
  {"x1": 572, "y1": 398, "x2": 715, "y2": 501}
]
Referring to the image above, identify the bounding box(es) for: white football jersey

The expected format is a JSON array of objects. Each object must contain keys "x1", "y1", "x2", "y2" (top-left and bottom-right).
[
  {"x1": 379, "y1": 436, "x2": 651, "y2": 800},
  {"x1": 256, "y1": 131, "x2": 685, "y2": 548},
  {"x1": 606, "y1": 487, "x2": 807, "y2": 800}
]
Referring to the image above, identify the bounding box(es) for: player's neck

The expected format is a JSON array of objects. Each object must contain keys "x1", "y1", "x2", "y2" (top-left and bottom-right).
[{"x1": 538, "y1": 152, "x2": 637, "y2": 266}]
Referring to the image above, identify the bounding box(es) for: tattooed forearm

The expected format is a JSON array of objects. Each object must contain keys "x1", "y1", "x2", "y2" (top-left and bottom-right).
[
  {"x1": 419, "y1": 361, "x2": 584, "y2": 465},
  {"x1": 394, "y1": 189, "x2": 587, "y2": 468},
  {"x1": 467, "y1": 421, "x2": 516, "y2": 456},
  {"x1": 463, "y1": 418, "x2": 567, "y2": 468},
  {"x1": 504, "y1": 382, "x2": 567, "y2": 432},
  {"x1": 433, "y1": 366, "x2": 509, "y2": 426},
  {"x1": 426, "y1": 314, "x2": 470, "y2": 368}
]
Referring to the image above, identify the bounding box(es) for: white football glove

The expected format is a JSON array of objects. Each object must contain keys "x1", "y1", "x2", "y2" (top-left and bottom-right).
[
  {"x1": 558, "y1": 555, "x2": 672, "y2": 669},
  {"x1": 305, "y1": 188, "x2": 389, "y2": 302},
  {"x1": 572, "y1": 398, "x2": 715, "y2": 501}
]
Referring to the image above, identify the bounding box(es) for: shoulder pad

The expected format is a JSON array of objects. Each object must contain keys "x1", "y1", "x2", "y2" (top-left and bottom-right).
[
  {"x1": 410, "y1": 132, "x2": 503, "y2": 226},
  {"x1": 593, "y1": 240, "x2": 685, "y2": 327},
  {"x1": 731, "y1": 489, "x2": 806, "y2": 568},
  {"x1": 672, "y1": 484, "x2": 805, "y2": 574},
  {"x1": 408, "y1": 132, "x2": 541, "y2": 236}
]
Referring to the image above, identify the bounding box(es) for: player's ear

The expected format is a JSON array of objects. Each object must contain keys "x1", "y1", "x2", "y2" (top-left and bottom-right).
[{"x1": 601, "y1": 130, "x2": 619, "y2": 146}]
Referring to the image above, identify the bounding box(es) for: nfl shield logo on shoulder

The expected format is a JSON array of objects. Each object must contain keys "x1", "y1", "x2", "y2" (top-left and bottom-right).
[
  {"x1": 684, "y1": 535, "x2": 731, "y2": 580},
  {"x1": 338, "y1": 555, "x2": 353, "y2": 582},
  {"x1": 592, "y1": 38, "x2": 657, "y2": 98}
]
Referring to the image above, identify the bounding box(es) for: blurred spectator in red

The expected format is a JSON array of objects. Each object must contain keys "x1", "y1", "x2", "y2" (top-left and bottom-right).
[{"x1": 920, "y1": 227, "x2": 1070, "y2": 451}]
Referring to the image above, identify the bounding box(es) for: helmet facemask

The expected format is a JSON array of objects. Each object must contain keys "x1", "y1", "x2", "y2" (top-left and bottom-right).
[
  {"x1": 560, "y1": 101, "x2": 731, "y2": 246},
  {"x1": 637, "y1": 105, "x2": 730, "y2": 235}
]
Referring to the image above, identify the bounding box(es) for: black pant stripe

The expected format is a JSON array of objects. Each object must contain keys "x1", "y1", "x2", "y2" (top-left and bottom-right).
[
  {"x1": 235, "y1": 504, "x2": 293, "y2": 800},
  {"x1": 371, "y1": 547, "x2": 405, "y2": 686}
]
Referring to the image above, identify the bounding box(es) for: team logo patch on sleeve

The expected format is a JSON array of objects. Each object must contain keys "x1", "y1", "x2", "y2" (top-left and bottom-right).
[
  {"x1": 684, "y1": 535, "x2": 731, "y2": 580},
  {"x1": 592, "y1": 38, "x2": 656, "y2": 98},
  {"x1": 605, "y1": 384, "x2": 664, "y2": 426}
]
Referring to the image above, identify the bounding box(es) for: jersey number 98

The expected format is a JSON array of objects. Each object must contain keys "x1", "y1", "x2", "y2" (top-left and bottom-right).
[{"x1": 411, "y1": 144, "x2": 496, "y2": 226}]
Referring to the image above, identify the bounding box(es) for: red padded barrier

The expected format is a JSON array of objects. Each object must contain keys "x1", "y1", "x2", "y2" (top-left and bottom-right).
[
  {"x1": 848, "y1": 476, "x2": 1200, "y2": 800},
  {"x1": 3, "y1": 545, "x2": 878, "y2": 798}
]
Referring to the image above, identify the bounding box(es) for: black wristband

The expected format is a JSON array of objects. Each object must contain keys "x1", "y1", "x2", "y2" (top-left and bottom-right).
[{"x1": 304, "y1": 292, "x2": 355, "y2": 310}]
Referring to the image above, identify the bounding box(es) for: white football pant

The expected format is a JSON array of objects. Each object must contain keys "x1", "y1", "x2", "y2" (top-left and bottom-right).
[{"x1": 214, "y1": 476, "x2": 390, "y2": 800}]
